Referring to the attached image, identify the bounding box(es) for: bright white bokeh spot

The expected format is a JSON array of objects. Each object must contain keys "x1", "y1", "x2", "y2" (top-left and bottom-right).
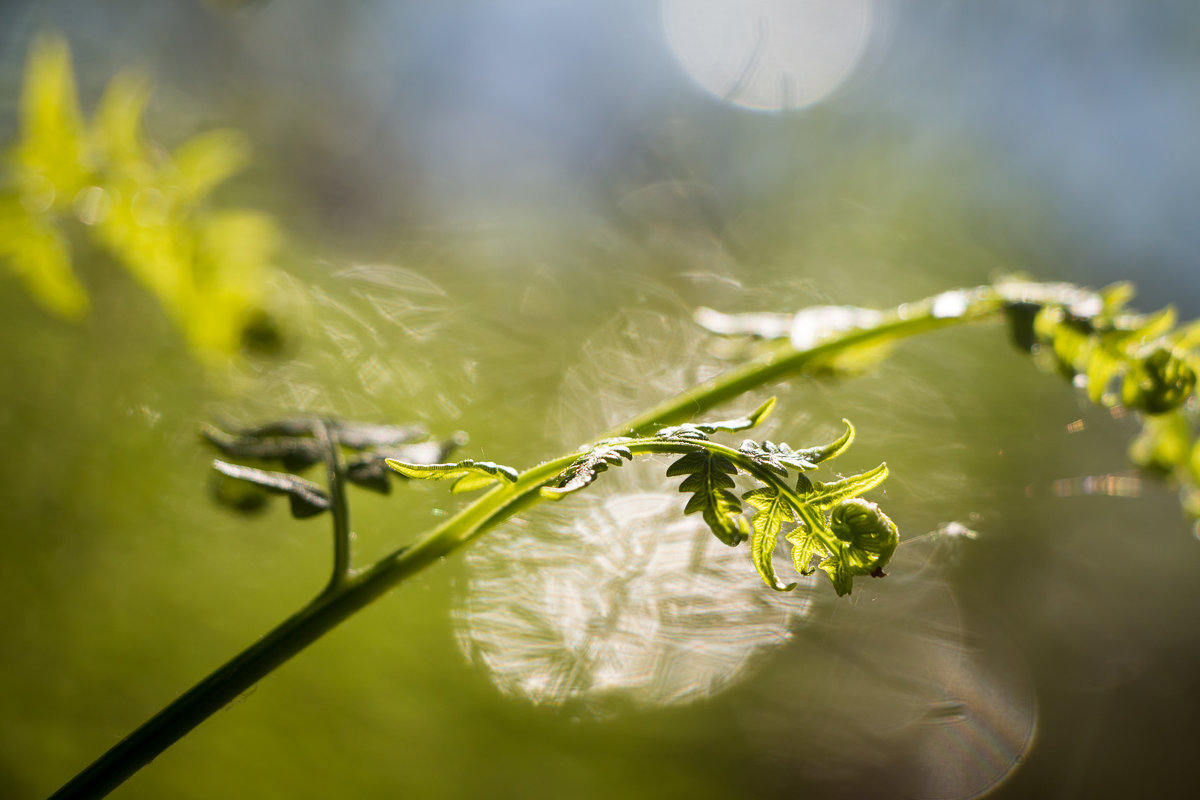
[
  {"x1": 662, "y1": 0, "x2": 877, "y2": 111},
  {"x1": 931, "y1": 290, "x2": 970, "y2": 319}
]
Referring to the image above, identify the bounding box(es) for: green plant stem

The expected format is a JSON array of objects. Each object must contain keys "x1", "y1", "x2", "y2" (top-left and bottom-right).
[
  {"x1": 314, "y1": 419, "x2": 352, "y2": 591},
  {"x1": 611, "y1": 288, "x2": 1002, "y2": 438},
  {"x1": 46, "y1": 454, "x2": 580, "y2": 800},
  {"x1": 49, "y1": 284, "x2": 1014, "y2": 800}
]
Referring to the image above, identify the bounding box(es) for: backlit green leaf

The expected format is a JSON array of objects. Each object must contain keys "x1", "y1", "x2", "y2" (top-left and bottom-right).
[
  {"x1": 655, "y1": 397, "x2": 775, "y2": 440},
  {"x1": 785, "y1": 503, "x2": 833, "y2": 577},
  {"x1": 791, "y1": 419, "x2": 855, "y2": 465},
  {"x1": 1121, "y1": 347, "x2": 1196, "y2": 415},
  {"x1": 91, "y1": 70, "x2": 152, "y2": 171},
  {"x1": 1130, "y1": 411, "x2": 1191, "y2": 474},
  {"x1": 173, "y1": 129, "x2": 251, "y2": 202},
  {"x1": 386, "y1": 458, "x2": 519, "y2": 486},
  {"x1": 1100, "y1": 281, "x2": 1136, "y2": 314},
  {"x1": 2, "y1": 35, "x2": 290, "y2": 364},
  {"x1": 15, "y1": 34, "x2": 87, "y2": 204},
  {"x1": 0, "y1": 208, "x2": 88, "y2": 319},
  {"x1": 540, "y1": 440, "x2": 633, "y2": 499},
  {"x1": 743, "y1": 487, "x2": 797, "y2": 591},
  {"x1": 451, "y1": 472, "x2": 505, "y2": 494},
  {"x1": 667, "y1": 451, "x2": 747, "y2": 546},
  {"x1": 805, "y1": 463, "x2": 889, "y2": 510}
]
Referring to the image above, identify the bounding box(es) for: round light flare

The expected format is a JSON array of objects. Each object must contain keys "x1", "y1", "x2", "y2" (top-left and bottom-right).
[
  {"x1": 455, "y1": 484, "x2": 813, "y2": 716},
  {"x1": 662, "y1": 0, "x2": 877, "y2": 112},
  {"x1": 739, "y1": 533, "x2": 1037, "y2": 799}
]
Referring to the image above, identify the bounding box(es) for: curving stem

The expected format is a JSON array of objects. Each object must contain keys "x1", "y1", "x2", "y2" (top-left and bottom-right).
[
  {"x1": 314, "y1": 418, "x2": 353, "y2": 591},
  {"x1": 47, "y1": 283, "x2": 1038, "y2": 799}
]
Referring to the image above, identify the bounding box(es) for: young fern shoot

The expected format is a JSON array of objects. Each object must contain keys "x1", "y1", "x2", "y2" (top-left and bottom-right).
[
  {"x1": 61, "y1": 278, "x2": 1183, "y2": 800},
  {"x1": 998, "y1": 279, "x2": 1200, "y2": 518},
  {"x1": 388, "y1": 398, "x2": 899, "y2": 596}
]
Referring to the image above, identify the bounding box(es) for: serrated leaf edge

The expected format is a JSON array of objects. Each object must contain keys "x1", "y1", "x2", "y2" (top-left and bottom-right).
[{"x1": 385, "y1": 458, "x2": 519, "y2": 485}]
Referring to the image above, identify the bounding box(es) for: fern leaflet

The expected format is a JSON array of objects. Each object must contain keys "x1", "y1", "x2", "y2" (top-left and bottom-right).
[
  {"x1": 742, "y1": 487, "x2": 797, "y2": 590},
  {"x1": 540, "y1": 440, "x2": 634, "y2": 499},
  {"x1": 666, "y1": 451, "x2": 748, "y2": 546}
]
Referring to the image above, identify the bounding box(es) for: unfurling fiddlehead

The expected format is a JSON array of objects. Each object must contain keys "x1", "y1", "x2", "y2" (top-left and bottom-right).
[
  {"x1": 697, "y1": 278, "x2": 1200, "y2": 526},
  {"x1": 64, "y1": 279, "x2": 1190, "y2": 800},
  {"x1": 387, "y1": 398, "x2": 896, "y2": 596},
  {"x1": 997, "y1": 279, "x2": 1200, "y2": 518}
]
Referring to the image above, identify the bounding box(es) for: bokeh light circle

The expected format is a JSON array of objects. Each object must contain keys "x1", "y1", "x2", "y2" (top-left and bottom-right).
[
  {"x1": 662, "y1": 0, "x2": 877, "y2": 112},
  {"x1": 455, "y1": 483, "x2": 814, "y2": 716}
]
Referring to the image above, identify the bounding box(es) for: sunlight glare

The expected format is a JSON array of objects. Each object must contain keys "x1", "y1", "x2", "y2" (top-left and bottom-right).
[
  {"x1": 455, "y1": 481, "x2": 812, "y2": 715},
  {"x1": 661, "y1": 0, "x2": 878, "y2": 112},
  {"x1": 740, "y1": 533, "x2": 1036, "y2": 799}
]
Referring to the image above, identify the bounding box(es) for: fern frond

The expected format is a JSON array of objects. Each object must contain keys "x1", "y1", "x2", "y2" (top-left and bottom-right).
[
  {"x1": 540, "y1": 440, "x2": 633, "y2": 499},
  {"x1": 655, "y1": 397, "x2": 775, "y2": 440},
  {"x1": 385, "y1": 458, "x2": 519, "y2": 486},
  {"x1": 666, "y1": 451, "x2": 748, "y2": 546},
  {"x1": 211, "y1": 459, "x2": 329, "y2": 519},
  {"x1": 743, "y1": 487, "x2": 797, "y2": 590},
  {"x1": 804, "y1": 463, "x2": 889, "y2": 510}
]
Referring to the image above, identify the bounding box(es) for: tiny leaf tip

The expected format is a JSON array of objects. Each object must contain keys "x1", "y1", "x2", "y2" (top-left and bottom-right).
[{"x1": 749, "y1": 396, "x2": 777, "y2": 427}]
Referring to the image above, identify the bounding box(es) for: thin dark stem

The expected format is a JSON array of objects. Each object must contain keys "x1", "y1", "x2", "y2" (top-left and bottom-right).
[
  {"x1": 46, "y1": 455, "x2": 578, "y2": 800},
  {"x1": 44, "y1": 550, "x2": 438, "y2": 800},
  {"x1": 314, "y1": 418, "x2": 352, "y2": 590}
]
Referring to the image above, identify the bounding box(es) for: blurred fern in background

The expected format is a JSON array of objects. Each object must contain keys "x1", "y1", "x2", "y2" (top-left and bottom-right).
[{"x1": 0, "y1": 34, "x2": 285, "y2": 362}]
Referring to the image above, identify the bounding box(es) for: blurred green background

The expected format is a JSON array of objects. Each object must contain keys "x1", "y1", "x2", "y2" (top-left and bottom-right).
[{"x1": 3, "y1": 1, "x2": 1200, "y2": 798}]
